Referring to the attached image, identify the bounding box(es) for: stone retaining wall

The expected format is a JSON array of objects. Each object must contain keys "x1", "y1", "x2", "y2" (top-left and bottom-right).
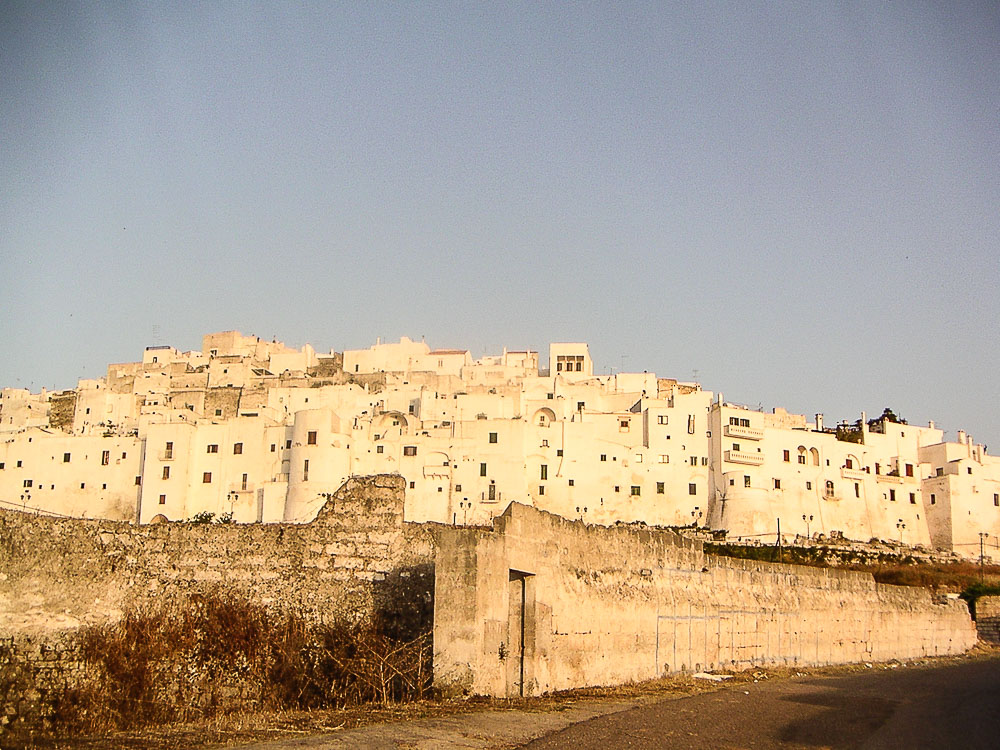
[{"x1": 433, "y1": 503, "x2": 978, "y2": 697}]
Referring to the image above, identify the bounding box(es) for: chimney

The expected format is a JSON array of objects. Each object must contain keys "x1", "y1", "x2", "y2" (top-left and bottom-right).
[
  {"x1": 928, "y1": 420, "x2": 935, "y2": 429},
  {"x1": 958, "y1": 430, "x2": 966, "y2": 444},
  {"x1": 815, "y1": 413, "x2": 824, "y2": 431}
]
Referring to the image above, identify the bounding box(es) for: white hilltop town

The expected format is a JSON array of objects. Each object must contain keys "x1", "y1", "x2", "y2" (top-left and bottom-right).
[{"x1": 1, "y1": 331, "x2": 997, "y2": 559}]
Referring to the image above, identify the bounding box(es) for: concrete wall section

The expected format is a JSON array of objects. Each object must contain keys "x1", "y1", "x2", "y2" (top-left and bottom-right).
[{"x1": 433, "y1": 503, "x2": 977, "y2": 697}]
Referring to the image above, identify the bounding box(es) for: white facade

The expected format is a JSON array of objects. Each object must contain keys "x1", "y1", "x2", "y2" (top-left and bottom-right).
[{"x1": 1, "y1": 333, "x2": 997, "y2": 558}]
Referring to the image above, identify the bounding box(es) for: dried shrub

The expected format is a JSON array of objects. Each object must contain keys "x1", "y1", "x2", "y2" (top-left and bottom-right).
[{"x1": 49, "y1": 590, "x2": 432, "y2": 737}]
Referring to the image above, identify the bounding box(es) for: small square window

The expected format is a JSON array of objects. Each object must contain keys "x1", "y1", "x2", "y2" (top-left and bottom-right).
[
  {"x1": 63, "y1": 452, "x2": 71, "y2": 463},
  {"x1": 307, "y1": 431, "x2": 317, "y2": 445},
  {"x1": 134, "y1": 476, "x2": 141, "y2": 486},
  {"x1": 17, "y1": 460, "x2": 22, "y2": 468},
  {"x1": 568, "y1": 479, "x2": 575, "y2": 486},
  {"x1": 215, "y1": 408, "x2": 222, "y2": 416},
  {"x1": 489, "y1": 432, "x2": 498, "y2": 443},
  {"x1": 80, "y1": 482, "x2": 85, "y2": 489},
  {"x1": 744, "y1": 475, "x2": 751, "y2": 488},
  {"x1": 203, "y1": 472, "x2": 212, "y2": 483},
  {"x1": 688, "y1": 483, "x2": 697, "y2": 495},
  {"x1": 614, "y1": 485, "x2": 620, "y2": 493},
  {"x1": 773, "y1": 478, "x2": 781, "y2": 489},
  {"x1": 376, "y1": 445, "x2": 384, "y2": 453},
  {"x1": 270, "y1": 443, "x2": 276, "y2": 452},
  {"x1": 630, "y1": 486, "x2": 641, "y2": 496},
  {"x1": 159, "y1": 494, "x2": 166, "y2": 504},
  {"x1": 409, "y1": 481, "x2": 415, "y2": 489},
  {"x1": 207, "y1": 444, "x2": 218, "y2": 454},
  {"x1": 656, "y1": 482, "x2": 665, "y2": 494},
  {"x1": 455, "y1": 484, "x2": 462, "y2": 491},
  {"x1": 403, "y1": 446, "x2": 417, "y2": 456},
  {"x1": 233, "y1": 443, "x2": 243, "y2": 455},
  {"x1": 557, "y1": 449, "x2": 563, "y2": 457},
  {"x1": 600, "y1": 454, "x2": 607, "y2": 462}
]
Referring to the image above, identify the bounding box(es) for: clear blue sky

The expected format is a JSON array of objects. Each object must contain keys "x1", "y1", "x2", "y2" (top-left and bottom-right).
[{"x1": 2, "y1": 2, "x2": 998, "y2": 447}]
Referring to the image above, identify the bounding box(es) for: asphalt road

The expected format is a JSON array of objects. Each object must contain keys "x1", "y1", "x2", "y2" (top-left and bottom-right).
[{"x1": 518, "y1": 659, "x2": 1000, "y2": 750}]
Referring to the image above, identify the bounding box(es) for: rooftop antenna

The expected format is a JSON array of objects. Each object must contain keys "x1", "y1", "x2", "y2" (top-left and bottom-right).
[
  {"x1": 151, "y1": 324, "x2": 161, "y2": 344},
  {"x1": 692, "y1": 368, "x2": 700, "y2": 383}
]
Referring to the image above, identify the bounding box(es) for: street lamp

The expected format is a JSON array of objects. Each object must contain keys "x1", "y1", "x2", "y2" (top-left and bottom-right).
[
  {"x1": 691, "y1": 506, "x2": 703, "y2": 527},
  {"x1": 980, "y1": 532, "x2": 991, "y2": 582},
  {"x1": 802, "y1": 514, "x2": 813, "y2": 540},
  {"x1": 896, "y1": 520, "x2": 906, "y2": 546},
  {"x1": 20, "y1": 491, "x2": 31, "y2": 512}
]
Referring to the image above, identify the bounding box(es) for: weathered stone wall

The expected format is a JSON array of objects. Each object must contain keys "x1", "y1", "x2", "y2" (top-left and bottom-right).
[
  {"x1": 433, "y1": 503, "x2": 978, "y2": 697},
  {"x1": 975, "y1": 595, "x2": 1000, "y2": 644},
  {"x1": 0, "y1": 475, "x2": 436, "y2": 738},
  {"x1": 47, "y1": 391, "x2": 77, "y2": 432}
]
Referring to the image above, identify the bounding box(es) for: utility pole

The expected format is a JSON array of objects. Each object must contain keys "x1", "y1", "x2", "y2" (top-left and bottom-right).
[
  {"x1": 981, "y1": 532, "x2": 990, "y2": 583},
  {"x1": 776, "y1": 518, "x2": 782, "y2": 564}
]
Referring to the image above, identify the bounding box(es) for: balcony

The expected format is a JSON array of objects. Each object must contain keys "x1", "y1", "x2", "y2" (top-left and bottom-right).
[
  {"x1": 228, "y1": 483, "x2": 255, "y2": 493},
  {"x1": 724, "y1": 450, "x2": 764, "y2": 466},
  {"x1": 841, "y1": 467, "x2": 868, "y2": 481},
  {"x1": 480, "y1": 490, "x2": 503, "y2": 505},
  {"x1": 723, "y1": 424, "x2": 764, "y2": 441},
  {"x1": 157, "y1": 451, "x2": 175, "y2": 461},
  {"x1": 875, "y1": 473, "x2": 903, "y2": 484}
]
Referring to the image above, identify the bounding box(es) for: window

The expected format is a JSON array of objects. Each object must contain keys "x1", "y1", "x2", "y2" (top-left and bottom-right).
[
  {"x1": 630, "y1": 485, "x2": 641, "y2": 496},
  {"x1": 23, "y1": 479, "x2": 32, "y2": 488},
  {"x1": 568, "y1": 479, "x2": 574, "y2": 486},
  {"x1": 489, "y1": 432, "x2": 497, "y2": 443},
  {"x1": 233, "y1": 443, "x2": 243, "y2": 455},
  {"x1": 701, "y1": 457, "x2": 709, "y2": 466},
  {"x1": 578, "y1": 401, "x2": 585, "y2": 411},
  {"x1": 614, "y1": 485, "x2": 620, "y2": 493},
  {"x1": 740, "y1": 418, "x2": 750, "y2": 427},
  {"x1": 905, "y1": 463, "x2": 914, "y2": 477},
  {"x1": 242, "y1": 473, "x2": 248, "y2": 491},
  {"x1": 744, "y1": 475, "x2": 751, "y2": 488},
  {"x1": 656, "y1": 482, "x2": 665, "y2": 494},
  {"x1": 783, "y1": 450, "x2": 790, "y2": 462},
  {"x1": 307, "y1": 431, "x2": 317, "y2": 445},
  {"x1": 658, "y1": 454, "x2": 669, "y2": 464},
  {"x1": 995, "y1": 494, "x2": 999, "y2": 507},
  {"x1": 215, "y1": 408, "x2": 222, "y2": 416},
  {"x1": 403, "y1": 446, "x2": 417, "y2": 456},
  {"x1": 845, "y1": 458, "x2": 854, "y2": 469},
  {"x1": 600, "y1": 454, "x2": 607, "y2": 462},
  {"x1": 909, "y1": 492, "x2": 916, "y2": 504},
  {"x1": 690, "y1": 456, "x2": 697, "y2": 466},
  {"x1": 658, "y1": 415, "x2": 668, "y2": 425},
  {"x1": 102, "y1": 450, "x2": 110, "y2": 466},
  {"x1": 0, "y1": 463, "x2": 4, "y2": 470},
  {"x1": 80, "y1": 482, "x2": 85, "y2": 489},
  {"x1": 63, "y1": 452, "x2": 71, "y2": 463},
  {"x1": 773, "y1": 478, "x2": 781, "y2": 489},
  {"x1": 270, "y1": 443, "x2": 276, "y2": 452},
  {"x1": 134, "y1": 476, "x2": 141, "y2": 486},
  {"x1": 159, "y1": 494, "x2": 166, "y2": 505},
  {"x1": 557, "y1": 449, "x2": 563, "y2": 456},
  {"x1": 968, "y1": 467, "x2": 973, "y2": 474},
  {"x1": 376, "y1": 445, "x2": 384, "y2": 454},
  {"x1": 409, "y1": 481, "x2": 415, "y2": 489},
  {"x1": 539, "y1": 485, "x2": 545, "y2": 495},
  {"x1": 286, "y1": 440, "x2": 292, "y2": 449},
  {"x1": 635, "y1": 454, "x2": 643, "y2": 463},
  {"x1": 207, "y1": 444, "x2": 219, "y2": 454},
  {"x1": 203, "y1": 472, "x2": 212, "y2": 483},
  {"x1": 730, "y1": 417, "x2": 739, "y2": 425},
  {"x1": 455, "y1": 484, "x2": 462, "y2": 491},
  {"x1": 855, "y1": 483, "x2": 860, "y2": 498},
  {"x1": 17, "y1": 460, "x2": 22, "y2": 468},
  {"x1": 688, "y1": 483, "x2": 697, "y2": 495},
  {"x1": 806, "y1": 481, "x2": 812, "y2": 490},
  {"x1": 732, "y1": 443, "x2": 740, "y2": 452},
  {"x1": 620, "y1": 419, "x2": 630, "y2": 431},
  {"x1": 303, "y1": 459, "x2": 309, "y2": 481},
  {"x1": 930, "y1": 493, "x2": 936, "y2": 505},
  {"x1": 825, "y1": 480, "x2": 834, "y2": 498},
  {"x1": 540, "y1": 465, "x2": 548, "y2": 480},
  {"x1": 687, "y1": 415, "x2": 695, "y2": 434},
  {"x1": 122, "y1": 451, "x2": 127, "y2": 459},
  {"x1": 889, "y1": 488, "x2": 896, "y2": 501},
  {"x1": 165, "y1": 441, "x2": 173, "y2": 458},
  {"x1": 480, "y1": 463, "x2": 487, "y2": 476},
  {"x1": 162, "y1": 466, "x2": 170, "y2": 480}
]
